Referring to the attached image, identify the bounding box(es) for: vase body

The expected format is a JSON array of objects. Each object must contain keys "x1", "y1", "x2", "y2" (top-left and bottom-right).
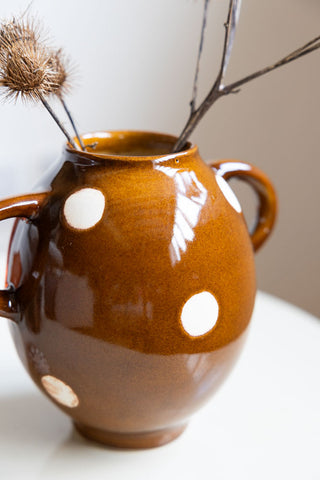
[{"x1": 0, "y1": 131, "x2": 277, "y2": 448}]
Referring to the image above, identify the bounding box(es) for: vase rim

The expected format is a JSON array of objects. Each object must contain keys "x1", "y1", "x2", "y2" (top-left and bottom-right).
[{"x1": 66, "y1": 130, "x2": 197, "y2": 162}]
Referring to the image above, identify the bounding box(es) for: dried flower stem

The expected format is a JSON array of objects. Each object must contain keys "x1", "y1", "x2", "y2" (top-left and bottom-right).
[
  {"x1": 173, "y1": 0, "x2": 320, "y2": 152},
  {"x1": 48, "y1": 49, "x2": 85, "y2": 150},
  {"x1": 59, "y1": 97, "x2": 85, "y2": 149},
  {"x1": 38, "y1": 94, "x2": 77, "y2": 149}
]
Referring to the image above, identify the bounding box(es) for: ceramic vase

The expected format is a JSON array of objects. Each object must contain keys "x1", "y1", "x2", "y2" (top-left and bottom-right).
[{"x1": 0, "y1": 131, "x2": 277, "y2": 448}]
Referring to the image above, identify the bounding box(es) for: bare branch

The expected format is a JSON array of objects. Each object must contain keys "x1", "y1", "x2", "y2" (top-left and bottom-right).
[
  {"x1": 285, "y1": 35, "x2": 320, "y2": 61},
  {"x1": 218, "y1": 0, "x2": 242, "y2": 84},
  {"x1": 223, "y1": 35, "x2": 320, "y2": 94},
  {"x1": 190, "y1": 0, "x2": 210, "y2": 114},
  {"x1": 173, "y1": 0, "x2": 242, "y2": 152},
  {"x1": 172, "y1": 2, "x2": 320, "y2": 153}
]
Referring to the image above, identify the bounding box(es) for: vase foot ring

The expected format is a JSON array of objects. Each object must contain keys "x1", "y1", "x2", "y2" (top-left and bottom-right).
[{"x1": 74, "y1": 422, "x2": 187, "y2": 449}]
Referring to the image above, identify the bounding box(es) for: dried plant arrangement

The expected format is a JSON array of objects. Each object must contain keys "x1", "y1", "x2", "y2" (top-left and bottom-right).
[
  {"x1": 0, "y1": 3, "x2": 320, "y2": 153},
  {"x1": 0, "y1": 14, "x2": 83, "y2": 150}
]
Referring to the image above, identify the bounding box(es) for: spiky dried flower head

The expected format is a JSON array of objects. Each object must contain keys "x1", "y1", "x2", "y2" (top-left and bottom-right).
[
  {"x1": 0, "y1": 38, "x2": 57, "y2": 102},
  {"x1": 0, "y1": 15, "x2": 55, "y2": 102},
  {"x1": 48, "y1": 48, "x2": 73, "y2": 97},
  {"x1": 0, "y1": 14, "x2": 80, "y2": 149},
  {"x1": 0, "y1": 15, "x2": 41, "y2": 53},
  {"x1": 0, "y1": 16, "x2": 74, "y2": 102}
]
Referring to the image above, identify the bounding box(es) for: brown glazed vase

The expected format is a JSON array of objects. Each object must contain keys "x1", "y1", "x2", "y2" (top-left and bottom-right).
[{"x1": 0, "y1": 131, "x2": 277, "y2": 449}]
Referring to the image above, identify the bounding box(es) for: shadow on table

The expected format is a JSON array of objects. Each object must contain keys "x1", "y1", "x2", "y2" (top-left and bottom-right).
[
  {"x1": 0, "y1": 393, "x2": 183, "y2": 478},
  {"x1": 0, "y1": 392, "x2": 69, "y2": 446}
]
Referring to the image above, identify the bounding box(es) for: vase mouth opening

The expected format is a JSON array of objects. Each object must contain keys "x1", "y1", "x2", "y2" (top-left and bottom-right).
[{"x1": 66, "y1": 130, "x2": 196, "y2": 161}]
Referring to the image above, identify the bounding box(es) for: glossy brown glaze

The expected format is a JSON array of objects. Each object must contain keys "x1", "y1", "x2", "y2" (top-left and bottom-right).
[{"x1": 0, "y1": 131, "x2": 277, "y2": 448}]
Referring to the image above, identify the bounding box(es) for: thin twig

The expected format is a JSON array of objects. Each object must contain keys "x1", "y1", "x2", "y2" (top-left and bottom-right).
[
  {"x1": 223, "y1": 36, "x2": 320, "y2": 94},
  {"x1": 39, "y1": 94, "x2": 78, "y2": 149},
  {"x1": 218, "y1": 0, "x2": 242, "y2": 84},
  {"x1": 59, "y1": 97, "x2": 85, "y2": 150},
  {"x1": 190, "y1": 0, "x2": 210, "y2": 114},
  {"x1": 173, "y1": 0, "x2": 240, "y2": 152},
  {"x1": 285, "y1": 35, "x2": 320, "y2": 61},
  {"x1": 173, "y1": 3, "x2": 320, "y2": 153}
]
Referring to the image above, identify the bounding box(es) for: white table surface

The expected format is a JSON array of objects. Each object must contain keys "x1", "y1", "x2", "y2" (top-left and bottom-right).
[{"x1": 0, "y1": 291, "x2": 319, "y2": 480}]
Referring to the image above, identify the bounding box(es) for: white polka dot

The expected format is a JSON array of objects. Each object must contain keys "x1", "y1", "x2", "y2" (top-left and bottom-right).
[
  {"x1": 41, "y1": 375, "x2": 79, "y2": 408},
  {"x1": 216, "y1": 175, "x2": 242, "y2": 213},
  {"x1": 63, "y1": 188, "x2": 105, "y2": 230},
  {"x1": 180, "y1": 291, "x2": 219, "y2": 337}
]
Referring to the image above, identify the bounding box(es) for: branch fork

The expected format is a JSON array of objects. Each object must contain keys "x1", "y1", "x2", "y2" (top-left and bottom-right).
[{"x1": 173, "y1": 0, "x2": 320, "y2": 152}]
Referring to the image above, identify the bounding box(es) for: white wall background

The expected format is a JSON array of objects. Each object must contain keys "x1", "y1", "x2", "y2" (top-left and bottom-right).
[{"x1": 0, "y1": 0, "x2": 319, "y2": 316}]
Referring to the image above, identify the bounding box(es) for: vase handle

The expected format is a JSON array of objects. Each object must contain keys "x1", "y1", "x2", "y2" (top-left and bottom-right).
[
  {"x1": 0, "y1": 192, "x2": 48, "y2": 321},
  {"x1": 209, "y1": 160, "x2": 277, "y2": 252}
]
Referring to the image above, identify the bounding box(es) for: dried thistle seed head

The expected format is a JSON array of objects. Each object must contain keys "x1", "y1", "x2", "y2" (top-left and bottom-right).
[
  {"x1": 0, "y1": 15, "x2": 41, "y2": 53},
  {"x1": 48, "y1": 49, "x2": 72, "y2": 97},
  {"x1": 0, "y1": 16, "x2": 76, "y2": 103},
  {"x1": 0, "y1": 39, "x2": 57, "y2": 102}
]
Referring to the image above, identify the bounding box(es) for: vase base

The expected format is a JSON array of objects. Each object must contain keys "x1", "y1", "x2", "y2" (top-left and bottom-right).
[{"x1": 74, "y1": 422, "x2": 187, "y2": 449}]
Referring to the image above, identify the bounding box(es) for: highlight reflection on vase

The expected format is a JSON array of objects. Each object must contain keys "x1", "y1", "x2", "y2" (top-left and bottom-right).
[{"x1": 156, "y1": 165, "x2": 208, "y2": 266}]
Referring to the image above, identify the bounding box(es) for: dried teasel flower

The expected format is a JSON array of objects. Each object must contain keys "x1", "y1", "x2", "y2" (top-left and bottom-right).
[
  {"x1": 0, "y1": 15, "x2": 41, "y2": 52},
  {"x1": 0, "y1": 16, "x2": 80, "y2": 149},
  {"x1": 48, "y1": 48, "x2": 72, "y2": 97},
  {"x1": 48, "y1": 48, "x2": 85, "y2": 149},
  {"x1": 0, "y1": 38, "x2": 55, "y2": 102},
  {"x1": 0, "y1": 36, "x2": 77, "y2": 149}
]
